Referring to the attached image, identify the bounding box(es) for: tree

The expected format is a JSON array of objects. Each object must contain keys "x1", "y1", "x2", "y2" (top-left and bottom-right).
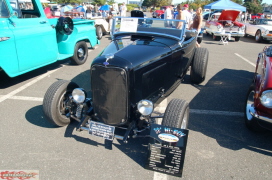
[{"x1": 243, "y1": 0, "x2": 263, "y2": 13}]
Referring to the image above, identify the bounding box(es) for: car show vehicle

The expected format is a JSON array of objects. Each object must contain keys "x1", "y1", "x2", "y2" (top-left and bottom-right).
[
  {"x1": 0, "y1": 0, "x2": 99, "y2": 77},
  {"x1": 245, "y1": 46, "x2": 272, "y2": 132},
  {"x1": 244, "y1": 19, "x2": 272, "y2": 43},
  {"x1": 43, "y1": 17, "x2": 209, "y2": 145},
  {"x1": 251, "y1": 13, "x2": 262, "y2": 20},
  {"x1": 152, "y1": 6, "x2": 167, "y2": 18},
  {"x1": 205, "y1": 9, "x2": 245, "y2": 41}
]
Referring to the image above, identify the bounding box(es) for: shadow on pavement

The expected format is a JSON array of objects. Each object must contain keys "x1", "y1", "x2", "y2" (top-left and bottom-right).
[{"x1": 188, "y1": 68, "x2": 272, "y2": 156}]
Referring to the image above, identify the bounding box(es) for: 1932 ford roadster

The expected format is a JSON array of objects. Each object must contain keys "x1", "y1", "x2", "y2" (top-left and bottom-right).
[{"x1": 43, "y1": 17, "x2": 209, "y2": 143}]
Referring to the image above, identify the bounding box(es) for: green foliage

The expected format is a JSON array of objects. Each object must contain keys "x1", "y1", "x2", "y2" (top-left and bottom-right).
[
  {"x1": 92, "y1": 0, "x2": 107, "y2": 5},
  {"x1": 243, "y1": 1, "x2": 263, "y2": 13},
  {"x1": 142, "y1": 0, "x2": 170, "y2": 8}
]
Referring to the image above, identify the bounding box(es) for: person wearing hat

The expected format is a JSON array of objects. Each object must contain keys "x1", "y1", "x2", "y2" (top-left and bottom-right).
[{"x1": 182, "y1": 4, "x2": 192, "y2": 29}]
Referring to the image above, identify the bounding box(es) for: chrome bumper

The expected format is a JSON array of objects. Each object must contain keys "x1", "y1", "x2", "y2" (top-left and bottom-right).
[
  {"x1": 263, "y1": 35, "x2": 272, "y2": 40},
  {"x1": 249, "y1": 108, "x2": 272, "y2": 124},
  {"x1": 214, "y1": 32, "x2": 244, "y2": 37}
]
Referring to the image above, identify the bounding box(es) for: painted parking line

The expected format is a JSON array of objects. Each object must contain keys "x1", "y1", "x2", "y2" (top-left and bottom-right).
[
  {"x1": 235, "y1": 53, "x2": 256, "y2": 67},
  {"x1": 0, "y1": 68, "x2": 60, "y2": 103}
]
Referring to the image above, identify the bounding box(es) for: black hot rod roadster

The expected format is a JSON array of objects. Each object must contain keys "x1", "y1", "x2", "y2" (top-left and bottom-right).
[{"x1": 43, "y1": 17, "x2": 209, "y2": 143}]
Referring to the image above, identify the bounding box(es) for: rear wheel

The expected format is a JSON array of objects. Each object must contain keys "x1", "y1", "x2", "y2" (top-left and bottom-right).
[
  {"x1": 96, "y1": 25, "x2": 103, "y2": 40},
  {"x1": 71, "y1": 41, "x2": 88, "y2": 65},
  {"x1": 244, "y1": 84, "x2": 265, "y2": 132},
  {"x1": 190, "y1": 47, "x2": 209, "y2": 84},
  {"x1": 43, "y1": 80, "x2": 79, "y2": 126},
  {"x1": 162, "y1": 99, "x2": 189, "y2": 129},
  {"x1": 255, "y1": 30, "x2": 263, "y2": 43}
]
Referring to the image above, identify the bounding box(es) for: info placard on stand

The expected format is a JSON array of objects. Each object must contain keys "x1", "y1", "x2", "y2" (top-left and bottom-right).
[{"x1": 145, "y1": 124, "x2": 189, "y2": 177}]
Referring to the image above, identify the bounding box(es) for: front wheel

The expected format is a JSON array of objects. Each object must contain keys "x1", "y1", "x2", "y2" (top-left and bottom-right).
[
  {"x1": 162, "y1": 99, "x2": 189, "y2": 129},
  {"x1": 244, "y1": 84, "x2": 265, "y2": 132},
  {"x1": 255, "y1": 30, "x2": 263, "y2": 43},
  {"x1": 43, "y1": 80, "x2": 79, "y2": 126},
  {"x1": 71, "y1": 41, "x2": 88, "y2": 65},
  {"x1": 234, "y1": 37, "x2": 240, "y2": 41},
  {"x1": 190, "y1": 47, "x2": 209, "y2": 84}
]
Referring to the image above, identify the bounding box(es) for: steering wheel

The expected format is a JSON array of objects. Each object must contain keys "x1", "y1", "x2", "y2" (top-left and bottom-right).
[{"x1": 57, "y1": 17, "x2": 74, "y2": 35}]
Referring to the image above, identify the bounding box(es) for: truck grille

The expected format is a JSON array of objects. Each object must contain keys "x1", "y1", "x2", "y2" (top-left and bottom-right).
[{"x1": 91, "y1": 65, "x2": 128, "y2": 125}]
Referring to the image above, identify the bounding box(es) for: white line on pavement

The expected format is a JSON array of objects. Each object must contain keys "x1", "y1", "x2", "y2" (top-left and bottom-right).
[
  {"x1": 0, "y1": 68, "x2": 60, "y2": 103},
  {"x1": 234, "y1": 53, "x2": 256, "y2": 67}
]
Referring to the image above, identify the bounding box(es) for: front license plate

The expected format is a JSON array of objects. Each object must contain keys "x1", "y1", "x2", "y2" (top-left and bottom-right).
[{"x1": 89, "y1": 121, "x2": 115, "y2": 141}]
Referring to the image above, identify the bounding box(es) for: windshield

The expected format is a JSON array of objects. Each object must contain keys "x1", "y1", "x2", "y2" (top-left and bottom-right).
[
  {"x1": 259, "y1": 19, "x2": 272, "y2": 26},
  {"x1": 111, "y1": 17, "x2": 186, "y2": 40}
]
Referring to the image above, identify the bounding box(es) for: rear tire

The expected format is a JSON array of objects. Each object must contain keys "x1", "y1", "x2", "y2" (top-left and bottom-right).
[
  {"x1": 43, "y1": 80, "x2": 79, "y2": 126},
  {"x1": 162, "y1": 99, "x2": 189, "y2": 129},
  {"x1": 96, "y1": 25, "x2": 103, "y2": 40},
  {"x1": 71, "y1": 41, "x2": 88, "y2": 65},
  {"x1": 190, "y1": 47, "x2": 209, "y2": 84},
  {"x1": 244, "y1": 84, "x2": 265, "y2": 132}
]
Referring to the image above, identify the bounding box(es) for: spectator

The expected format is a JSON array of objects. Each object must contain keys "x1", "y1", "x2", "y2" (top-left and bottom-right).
[
  {"x1": 175, "y1": 4, "x2": 184, "y2": 29},
  {"x1": 182, "y1": 4, "x2": 192, "y2": 29},
  {"x1": 164, "y1": 6, "x2": 173, "y2": 27},
  {"x1": 189, "y1": 7, "x2": 203, "y2": 47},
  {"x1": 120, "y1": 2, "x2": 127, "y2": 17}
]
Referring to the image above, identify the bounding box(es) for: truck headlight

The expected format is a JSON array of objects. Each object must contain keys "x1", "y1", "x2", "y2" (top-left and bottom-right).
[
  {"x1": 72, "y1": 88, "x2": 86, "y2": 104},
  {"x1": 260, "y1": 90, "x2": 272, "y2": 108},
  {"x1": 137, "y1": 100, "x2": 153, "y2": 116}
]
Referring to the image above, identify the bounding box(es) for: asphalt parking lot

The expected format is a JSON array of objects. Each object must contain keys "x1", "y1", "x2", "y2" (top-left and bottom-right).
[{"x1": 1, "y1": 16, "x2": 272, "y2": 180}]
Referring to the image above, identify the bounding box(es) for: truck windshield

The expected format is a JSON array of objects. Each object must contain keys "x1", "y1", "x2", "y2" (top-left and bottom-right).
[{"x1": 0, "y1": 0, "x2": 9, "y2": 18}]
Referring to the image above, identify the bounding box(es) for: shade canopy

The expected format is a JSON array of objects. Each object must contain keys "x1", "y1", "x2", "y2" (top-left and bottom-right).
[{"x1": 204, "y1": 0, "x2": 246, "y2": 12}]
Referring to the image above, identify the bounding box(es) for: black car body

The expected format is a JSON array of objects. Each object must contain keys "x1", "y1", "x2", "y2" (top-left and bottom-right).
[{"x1": 43, "y1": 17, "x2": 209, "y2": 143}]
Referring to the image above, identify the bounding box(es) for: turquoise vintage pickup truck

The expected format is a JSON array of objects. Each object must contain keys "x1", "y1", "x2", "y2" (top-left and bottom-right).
[{"x1": 0, "y1": 0, "x2": 99, "y2": 77}]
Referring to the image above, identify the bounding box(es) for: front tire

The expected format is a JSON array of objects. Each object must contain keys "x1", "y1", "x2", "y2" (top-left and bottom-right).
[
  {"x1": 190, "y1": 47, "x2": 209, "y2": 84},
  {"x1": 212, "y1": 34, "x2": 220, "y2": 41},
  {"x1": 96, "y1": 25, "x2": 103, "y2": 40},
  {"x1": 162, "y1": 99, "x2": 189, "y2": 129},
  {"x1": 244, "y1": 84, "x2": 265, "y2": 132},
  {"x1": 234, "y1": 37, "x2": 240, "y2": 41},
  {"x1": 43, "y1": 80, "x2": 79, "y2": 126},
  {"x1": 71, "y1": 41, "x2": 88, "y2": 65},
  {"x1": 255, "y1": 30, "x2": 263, "y2": 43}
]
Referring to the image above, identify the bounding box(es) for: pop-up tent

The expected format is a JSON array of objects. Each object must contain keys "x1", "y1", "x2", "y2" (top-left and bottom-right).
[{"x1": 204, "y1": 0, "x2": 246, "y2": 12}]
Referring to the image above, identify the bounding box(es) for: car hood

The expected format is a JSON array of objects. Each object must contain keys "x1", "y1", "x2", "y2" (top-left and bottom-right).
[
  {"x1": 93, "y1": 38, "x2": 175, "y2": 69},
  {"x1": 218, "y1": 10, "x2": 240, "y2": 21}
]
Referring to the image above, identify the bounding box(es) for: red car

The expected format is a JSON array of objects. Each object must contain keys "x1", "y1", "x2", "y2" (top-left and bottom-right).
[
  {"x1": 245, "y1": 46, "x2": 272, "y2": 131},
  {"x1": 251, "y1": 13, "x2": 262, "y2": 20},
  {"x1": 152, "y1": 6, "x2": 167, "y2": 18}
]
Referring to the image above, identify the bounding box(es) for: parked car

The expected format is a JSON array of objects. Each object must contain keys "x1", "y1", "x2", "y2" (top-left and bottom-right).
[
  {"x1": 251, "y1": 13, "x2": 262, "y2": 20},
  {"x1": 42, "y1": 17, "x2": 209, "y2": 144},
  {"x1": 205, "y1": 9, "x2": 245, "y2": 41},
  {"x1": 0, "y1": 0, "x2": 99, "y2": 77},
  {"x1": 245, "y1": 46, "x2": 272, "y2": 131},
  {"x1": 152, "y1": 6, "x2": 167, "y2": 18},
  {"x1": 244, "y1": 19, "x2": 272, "y2": 43}
]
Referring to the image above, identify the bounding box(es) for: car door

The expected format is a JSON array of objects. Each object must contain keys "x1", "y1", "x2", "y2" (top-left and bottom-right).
[
  {"x1": 0, "y1": 0, "x2": 19, "y2": 77},
  {"x1": 7, "y1": 0, "x2": 58, "y2": 73}
]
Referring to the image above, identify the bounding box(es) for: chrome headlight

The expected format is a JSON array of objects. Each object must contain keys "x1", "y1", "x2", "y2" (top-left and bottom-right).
[
  {"x1": 264, "y1": 29, "x2": 269, "y2": 35},
  {"x1": 217, "y1": 25, "x2": 222, "y2": 30},
  {"x1": 260, "y1": 90, "x2": 272, "y2": 108},
  {"x1": 137, "y1": 100, "x2": 154, "y2": 116},
  {"x1": 240, "y1": 25, "x2": 245, "y2": 31},
  {"x1": 72, "y1": 88, "x2": 86, "y2": 104}
]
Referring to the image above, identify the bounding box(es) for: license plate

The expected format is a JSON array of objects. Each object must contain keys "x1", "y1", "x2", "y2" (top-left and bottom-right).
[{"x1": 89, "y1": 121, "x2": 115, "y2": 141}]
